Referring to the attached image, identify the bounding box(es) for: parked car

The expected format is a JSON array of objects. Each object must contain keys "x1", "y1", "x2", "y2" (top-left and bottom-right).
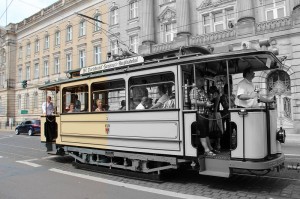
[{"x1": 15, "y1": 120, "x2": 41, "y2": 136}]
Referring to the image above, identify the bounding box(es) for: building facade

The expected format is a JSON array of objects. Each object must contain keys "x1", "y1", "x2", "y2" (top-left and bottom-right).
[{"x1": 0, "y1": 0, "x2": 299, "y2": 133}]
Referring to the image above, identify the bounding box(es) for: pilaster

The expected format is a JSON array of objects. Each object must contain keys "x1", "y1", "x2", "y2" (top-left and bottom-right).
[
  {"x1": 176, "y1": 0, "x2": 190, "y2": 37},
  {"x1": 236, "y1": 0, "x2": 255, "y2": 37}
]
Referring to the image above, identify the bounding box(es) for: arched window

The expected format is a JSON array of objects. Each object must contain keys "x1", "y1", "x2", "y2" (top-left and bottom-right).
[
  {"x1": 267, "y1": 70, "x2": 291, "y2": 119},
  {"x1": 267, "y1": 70, "x2": 290, "y2": 94}
]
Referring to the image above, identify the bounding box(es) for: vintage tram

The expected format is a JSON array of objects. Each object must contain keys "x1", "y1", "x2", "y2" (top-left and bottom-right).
[{"x1": 40, "y1": 46, "x2": 285, "y2": 178}]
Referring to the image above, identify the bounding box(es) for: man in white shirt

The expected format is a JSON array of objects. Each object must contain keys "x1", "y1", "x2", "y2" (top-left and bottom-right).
[
  {"x1": 42, "y1": 96, "x2": 54, "y2": 115},
  {"x1": 235, "y1": 68, "x2": 274, "y2": 108}
]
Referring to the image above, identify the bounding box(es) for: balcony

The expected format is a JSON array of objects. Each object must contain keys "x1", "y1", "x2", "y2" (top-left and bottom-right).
[
  {"x1": 190, "y1": 29, "x2": 236, "y2": 46},
  {"x1": 256, "y1": 16, "x2": 292, "y2": 34}
]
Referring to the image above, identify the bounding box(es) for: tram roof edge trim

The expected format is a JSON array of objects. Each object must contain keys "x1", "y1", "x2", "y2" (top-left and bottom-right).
[{"x1": 80, "y1": 56, "x2": 144, "y2": 75}]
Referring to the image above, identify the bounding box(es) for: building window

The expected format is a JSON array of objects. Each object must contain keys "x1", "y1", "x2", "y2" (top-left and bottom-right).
[
  {"x1": 34, "y1": 63, "x2": 39, "y2": 79},
  {"x1": 79, "y1": 20, "x2": 86, "y2": 36},
  {"x1": 129, "y1": 1, "x2": 138, "y2": 19},
  {"x1": 18, "y1": 95, "x2": 21, "y2": 109},
  {"x1": 265, "y1": 0, "x2": 286, "y2": 20},
  {"x1": 164, "y1": 23, "x2": 177, "y2": 42},
  {"x1": 26, "y1": 65, "x2": 30, "y2": 80},
  {"x1": 44, "y1": 35, "x2": 49, "y2": 49},
  {"x1": 129, "y1": 35, "x2": 138, "y2": 53},
  {"x1": 35, "y1": 40, "x2": 39, "y2": 53},
  {"x1": 111, "y1": 40, "x2": 118, "y2": 55},
  {"x1": 94, "y1": 15, "x2": 101, "y2": 31},
  {"x1": 55, "y1": 31, "x2": 60, "y2": 46},
  {"x1": 0, "y1": 97, "x2": 2, "y2": 114},
  {"x1": 34, "y1": 93, "x2": 38, "y2": 109},
  {"x1": 0, "y1": 74, "x2": 2, "y2": 87},
  {"x1": 203, "y1": 15, "x2": 211, "y2": 34},
  {"x1": 79, "y1": 50, "x2": 86, "y2": 68},
  {"x1": 18, "y1": 68, "x2": 22, "y2": 82},
  {"x1": 66, "y1": 26, "x2": 73, "y2": 41},
  {"x1": 66, "y1": 54, "x2": 72, "y2": 71},
  {"x1": 24, "y1": 94, "x2": 29, "y2": 109},
  {"x1": 54, "y1": 57, "x2": 60, "y2": 74},
  {"x1": 44, "y1": 61, "x2": 49, "y2": 76},
  {"x1": 94, "y1": 46, "x2": 101, "y2": 64},
  {"x1": 202, "y1": 7, "x2": 235, "y2": 34},
  {"x1": 26, "y1": 43, "x2": 31, "y2": 56},
  {"x1": 213, "y1": 11, "x2": 224, "y2": 32},
  {"x1": 18, "y1": 47, "x2": 22, "y2": 59},
  {"x1": 111, "y1": 8, "x2": 119, "y2": 25}
]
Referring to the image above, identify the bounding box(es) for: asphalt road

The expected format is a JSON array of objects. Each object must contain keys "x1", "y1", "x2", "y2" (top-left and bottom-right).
[{"x1": 0, "y1": 130, "x2": 300, "y2": 199}]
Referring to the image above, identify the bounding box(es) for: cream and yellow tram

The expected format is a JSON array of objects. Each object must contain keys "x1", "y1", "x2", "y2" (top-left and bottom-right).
[{"x1": 40, "y1": 47, "x2": 285, "y2": 178}]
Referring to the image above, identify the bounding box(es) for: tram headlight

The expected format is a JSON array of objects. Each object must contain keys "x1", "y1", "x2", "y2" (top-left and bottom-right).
[{"x1": 276, "y1": 127, "x2": 286, "y2": 143}]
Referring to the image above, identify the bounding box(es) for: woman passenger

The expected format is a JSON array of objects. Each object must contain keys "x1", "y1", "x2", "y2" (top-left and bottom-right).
[
  {"x1": 95, "y1": 99, "x2": 105, "y2": 112},
  {"x1": 68, "y1": 103, "x2": 75, "y2": 113}
]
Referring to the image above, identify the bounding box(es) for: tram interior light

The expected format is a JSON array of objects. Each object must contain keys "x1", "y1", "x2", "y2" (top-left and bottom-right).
[{"x1": 276, "y1": 127, "x2": 286, "y2": 143}]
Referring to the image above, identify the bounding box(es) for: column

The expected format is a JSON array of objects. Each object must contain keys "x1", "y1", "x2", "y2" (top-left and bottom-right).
[
  {"x1": 140, "y1": 0, "x2": 155, "y2": 45},
  {"x1": 176, "y1": 0, "x2": 190, "y2": 36},
  {"x1": 236, "y1": 0, "x2": 255, "y2": 37},
  {"x1": 237, "y1": 0, "x2": 255, "y2": 22}
]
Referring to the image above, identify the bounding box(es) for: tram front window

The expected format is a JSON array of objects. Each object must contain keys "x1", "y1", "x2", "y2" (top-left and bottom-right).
[
  {"x1": 62, "y1": 84, "x2": 89, "y2": 113},
  {"x1": 129, "y1": 72, "x2": 175, "y2": 110},
  {"x1": 91, "y1": 79, "x2": 125, "y2": 111}
]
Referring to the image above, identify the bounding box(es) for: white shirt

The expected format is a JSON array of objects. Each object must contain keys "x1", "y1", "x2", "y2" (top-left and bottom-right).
[
  {"x1": 42, "y1": 102, "x2": 54, "y2": 115},
  {"x1": 235, "y1": 78, "x2": 258, "y2": 108},
  {"x1": 136, "y1": 103, "x2": 145, "y2": 110}
]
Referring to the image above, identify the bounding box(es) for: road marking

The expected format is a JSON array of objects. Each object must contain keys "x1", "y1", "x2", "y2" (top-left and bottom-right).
[
  {"x1": 0, "y1": 143, "x2": 44, "y2": 151},
  {"x1": 0, "y1": 135, "x2": 13, "y2": 140},
  {"x1": 16, "y1": 159, "x2": 42, "y2": 168},
  {"x1": 0, "y1": 156, "x2": 3, "y2": 158},
  {"x1": 50, "y1": 168, "x2": 210, "y2": 199}
]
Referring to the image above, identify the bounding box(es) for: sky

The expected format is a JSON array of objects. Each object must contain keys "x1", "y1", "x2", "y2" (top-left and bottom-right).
[{"x1": 0, "y1": 0, "x2": 58, "y2": 27}]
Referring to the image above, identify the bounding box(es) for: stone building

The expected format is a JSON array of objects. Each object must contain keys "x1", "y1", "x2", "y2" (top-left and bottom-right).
[{"x1": 0, "y1": 0, "x2": 299, "y2": 133}]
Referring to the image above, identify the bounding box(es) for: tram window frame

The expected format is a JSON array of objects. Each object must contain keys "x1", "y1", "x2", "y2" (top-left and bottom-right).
[
  {"x1": 91, "y1": 79, "x2": 125, "y2": 112},
  {"x1": 129, "y1": 72, "x2": 176, "y2": 110},
  {"x1": 62, "y1": 84, "x2": 89, "y2": 113}
]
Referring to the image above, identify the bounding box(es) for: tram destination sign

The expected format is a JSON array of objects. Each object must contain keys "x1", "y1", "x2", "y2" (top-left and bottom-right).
[{"x1": 80, "y1": 56, "x2": 144, "y2": 75}]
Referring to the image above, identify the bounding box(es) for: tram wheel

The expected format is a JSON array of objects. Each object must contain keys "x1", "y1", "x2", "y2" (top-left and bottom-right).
[{"x1": 248, "y1": 169, "x2": 271, "y2": 176}]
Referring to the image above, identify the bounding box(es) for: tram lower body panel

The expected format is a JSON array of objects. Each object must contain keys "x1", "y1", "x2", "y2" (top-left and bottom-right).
[{"x1": 55, "y1": 111, "x2": 183, "y2": 156}]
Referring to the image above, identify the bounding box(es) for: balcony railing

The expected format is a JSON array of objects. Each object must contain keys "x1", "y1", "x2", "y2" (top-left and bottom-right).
[
  {"x1": 256, "y1": 16, "x2": 292, "y2": 34},
  {"x1": 152, "y1": 42, "x2": 174, "y2": 53},
  {"x1": 190, "y1": 29, "x2": 236, "y2": 46}
]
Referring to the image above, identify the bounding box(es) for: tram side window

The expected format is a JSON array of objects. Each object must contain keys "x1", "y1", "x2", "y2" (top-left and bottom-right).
[
  {"x1": 62, "y1": 85, "x2": 89, "y2": 113},
  {"x1": 91, "y1": 79, "x2": 125, "y2": 111},
  {"x1": 129, "y1": 72, "x2": 175, "y2": 110}
]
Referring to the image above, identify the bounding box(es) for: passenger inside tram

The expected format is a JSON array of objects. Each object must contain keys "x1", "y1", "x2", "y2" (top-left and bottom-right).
[
  {"x1": 119, "y1": 100, "x2": 126, "y2": 110},
  {"x1": 136, "y1": 97, "x2": 148, "y2": 110},
  {"x1": 208, "y1": 85, "x2": 223, "y2": 152},
  {"x1": 94, "y1": 99, "x2": 105, "y2": 112},
  {"x1": 190, "y1": 70, "x2": 216, "y2": 156},
  {"x1": 150, "y1": 84, "x2": 170, "y2": 109},
  {"x1": 235, "y1": 68, "x2": 275, "y2": 108},
  {"x1": 67, "y1": 103, "x2": 75, "y2": 113}
]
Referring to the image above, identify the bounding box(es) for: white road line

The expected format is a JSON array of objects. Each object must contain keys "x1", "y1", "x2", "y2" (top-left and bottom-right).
[
  {"x1": 50, "y1": 168, "x2": 210, "y2": 199},
  {"x1": 16, "y1": 159, "x2": 42, "y2": 168},
  {"x1": 0, "y1": 135, "x2": 13, "y2": 140},
  {"x1": 0, "y1": 156, "x2": 3, "y2": 158},
  {"x1": 0, "y1": 143, "x2": 44, "y2": 151}
]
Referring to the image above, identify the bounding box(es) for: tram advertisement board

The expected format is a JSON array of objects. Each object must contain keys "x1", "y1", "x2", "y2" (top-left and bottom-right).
[{"x1": 80, "y1": 56, "x2": 144, "y2": 75}]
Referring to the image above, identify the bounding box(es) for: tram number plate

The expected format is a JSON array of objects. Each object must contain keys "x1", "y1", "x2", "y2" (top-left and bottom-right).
[{"x1": 105, "y1": 151, "x2": 114, "y2": 157}]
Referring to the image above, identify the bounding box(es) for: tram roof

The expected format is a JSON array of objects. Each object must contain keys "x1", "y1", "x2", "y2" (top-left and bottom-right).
[{"x1": 39, "y1": 49, "x2": 281, "y2": 91}]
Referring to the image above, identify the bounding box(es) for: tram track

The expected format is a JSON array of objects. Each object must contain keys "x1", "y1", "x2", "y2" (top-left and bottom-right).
[{"x1": 234, "y1": 172, "x2": 300, "y2": 181}]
